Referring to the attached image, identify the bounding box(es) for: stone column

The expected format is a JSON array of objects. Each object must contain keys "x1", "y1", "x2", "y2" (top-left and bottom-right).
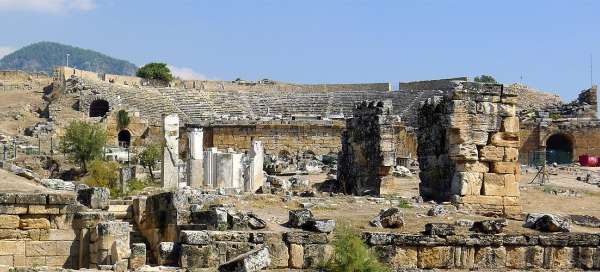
[
  {"x1": 161, "y1": 114, "x2": 179, "y2": 190},
  {"x1": 203, "y1": 147, "x2": 218, "y2": 189},
  {"x1": 186, "y1": 127, "x2": 204, "y2": 188},
  {"x1": 244, "y1": 140, "x2": 264, "y2": 193}
]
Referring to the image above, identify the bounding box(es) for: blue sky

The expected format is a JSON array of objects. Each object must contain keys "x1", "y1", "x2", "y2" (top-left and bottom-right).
[{"x1": 0, "y1": 0, "x2": 598, "y2": 100}]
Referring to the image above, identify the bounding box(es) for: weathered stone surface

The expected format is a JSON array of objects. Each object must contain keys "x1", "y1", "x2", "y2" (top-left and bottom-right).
[
  {"x1": 417, "y1": 246, "x2": 453, "y2": 269},
  {"x1": 370, "y1": 208, "x2": 404, "y2": 229},
  {"x1": 288, "y1": 209, "x2": 313, "y2": 228},
  {"x1": 489, "y1": 132, "x2": 519, "y2": 147},
  {"x1": 110, "y1": 240, "x2": 131, "y2": 263},
  {"x1": 158, "y1": 242, "x2": 179, "y2": 266},
  {"x1": 302, "y1": 219, "x2": 335, "y2": 233},
  {"x1": 490, "y1": 162, "x2": 518, "y2": 174},
  {"x1": 19, "y1": 218, "x2": 50, "y2": 230},
  {"x1": 427, "y1": 205, "x2": 448, "y2": 217},
  {"x1": 15, "y1": 194, "x2": 47, "y2": 205},
  {"x1": 304, "y1": 244, "x2": 333, "y2": 268},
  {"x1": 284, "y1": 232, "x2": 328, "y2": 245},
  {"x1": 77, "y1": 187, "x2": 109, "y2": 210},
  {"x1": 448, "y1": 144, "x2": 478, "y2": 161},
  {"x1": 505, "y1": 246, "x2": 543, "y2": 269},
  {"x1": 503, "y1": 147, "x2": 518, "y2": 162},
  {"x1": 569, "y1": 214, "x2": 600, "y2": 228},
  {"x1": 129, "y1": 243, "x2": 146, "y2": 270},
  {"x1": 424, "y1": 223, "x2": 455, "y2": 236},
  {"x1": 455, "y1": 161, "x2": 489, "y2": 173},
  {"x1": 179, "y1": 244, "x2": 218, "y2": 268},
  {"x1": 501, "y1": 117, "x2": 519, "y2": 133},
  {"x1": 474, "y1": 246, "x2": 506, "y2": 268},
  {"x1": 181, "y1": 230, "x2": 210, "y2": 245},
  {"x1": 451, "y1": 172, "x2": 483, "y2": 196},
  {"x1": 218, "y1": 246, "x2": 271, "y2": 272},
  {"x1": 47, "y1": 194, "x2": 76, "y2": 205},
  {"x1": 479, "y1": 145, "x2": 504, "y2": 162},
  {"x1": 0, "y1": 215, "x2": 20, "y2": 229},
  {"x1": 482, "y1": 173, "x2": 506, "y2": 196},
  {"x1": 288, "y1": 244, "x2": 304, "y2": 269}
]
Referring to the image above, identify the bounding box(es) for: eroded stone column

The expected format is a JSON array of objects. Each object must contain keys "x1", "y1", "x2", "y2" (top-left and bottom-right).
[
  {"x1": 187, "y1": 127, "x2": 204, "y2": 188},
  {"x1": 244, "y1": 140, "x2": 264, "y2": 193},
  {"x1": 161, "y1": 114, "x2": 179, "y2": 190}
]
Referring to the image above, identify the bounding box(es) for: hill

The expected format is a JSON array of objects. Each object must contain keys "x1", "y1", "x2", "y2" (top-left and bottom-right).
[{"x1": 0, "y1": 41, "x2": 138, "y2": 76}]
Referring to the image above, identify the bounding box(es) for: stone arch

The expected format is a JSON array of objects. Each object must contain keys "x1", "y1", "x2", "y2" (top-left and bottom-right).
[
  {"x1": 118, "y1": 130, "x2": 132, "y2": 148},
  {"x1": 89, "y1": 99, "x2": 110, "y2": 117},
  {"x1": 544, "y1": 133, "x2": 574, "y2": 164}
]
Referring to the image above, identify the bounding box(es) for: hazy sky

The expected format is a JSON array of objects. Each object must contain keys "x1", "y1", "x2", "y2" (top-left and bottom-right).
[{"x1": 0, "y1": 0, "x2": 598, "y2": 100}]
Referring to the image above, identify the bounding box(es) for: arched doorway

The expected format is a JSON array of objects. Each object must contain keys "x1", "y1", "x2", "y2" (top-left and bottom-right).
[
  {"x1": 545, "y1": 133, "x2": 573, "y2": 164},
  {"x1": 118, "y1": 130, "x2": 131, "y2": 148},
  {"x1": 89, "y1": 100, "x2": 110, "y2": 117}
]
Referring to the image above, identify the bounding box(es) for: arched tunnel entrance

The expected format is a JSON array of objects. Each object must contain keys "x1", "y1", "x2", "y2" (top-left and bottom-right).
[
  {"x1": 545, "y1": 133, "x2": 573, "y2": 164},
  {"x1": 118, "y1": 130, "x2": 131, "y2": 148},
  {"x1": 89, "y1": 99, "x2": 110, "y2": 117}
]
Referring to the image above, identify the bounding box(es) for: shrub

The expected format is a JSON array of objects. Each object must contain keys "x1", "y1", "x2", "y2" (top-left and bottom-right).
[
  {"x1": 116, "y1": 110, "x2": 130, "y2": 129},
  {"x1": 83, "y1": 160, "x2": 119, "y2": 197},
  {"x1": 398, "y1": 199, "x2": 412, "y2": 209},
  {"x1": 474, "y1": 74, "x2": 497, "y2": 84},
  {"x1": 126, "y1": 176, "x2": 158, "y2": 195},
  {"x1": 59, "y1": 121, "x2": 107, "y2": 172},
  {"x1": 322, "y1": 225, "x2": 390, "y2": 272}
]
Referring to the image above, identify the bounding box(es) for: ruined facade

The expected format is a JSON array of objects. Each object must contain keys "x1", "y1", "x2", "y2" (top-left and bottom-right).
[
  {"x1": 338, "y1": 100, "x2": 398, "y2": 196},
  {"x1": 417, "y1": 82, "x2": 521, "y2": 217}
]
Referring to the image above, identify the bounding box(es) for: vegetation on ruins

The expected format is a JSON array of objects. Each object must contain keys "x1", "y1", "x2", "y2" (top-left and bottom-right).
[
  {"x1": 0, "y1": 41, "x2": 138, "y2": 75},
  {"x1": 137, "y1": 143, "x2": 161, "y2": 179},
  {"x1": 83, "y1": 160, "x2": 120, "y2": 196},
  {"x1": 136, "y1": 62, "x2": 173, "y2": 82},
  {"x1": 117, "y1": 109, "x2": 131, "y2": 129},
  {"x1": 59, "y1": 121, "x2": 107, "y2": 172},
  {"x1": 474, "y1": 74, "x2": 498, "y2": 83},
  {"x1": 322, "y1": 225, "x2": 390, "y2": 272},
  {"x1": 398, "y1": 199, "x2": 412, "y2": 209}
]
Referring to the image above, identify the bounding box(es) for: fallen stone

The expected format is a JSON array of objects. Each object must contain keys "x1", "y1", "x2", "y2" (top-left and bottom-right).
[
  {"x1": 523, "y1": 213, "x2": 570, "y2": 232},
  {"x1": 424, "y1": 223, "x2": 455, "y2": 236},
  {"x1": 288, "y1": 209, "x2": 313, "y2": 228},
  {"x1": 247, "y1": 213, "x2": 267, "y2": 230},
  {"x1": 427, "y1": 205, "x2": 448, "y2": 217},
  {"x1": 77, "y1": 187, "x2": 110, "y2": 210},
  {"x1": 470, "y1": 219, "x2": 507, "y2": 234},
  {"x1": 218, "y1": 246, "x2": 271, "y2": 272},
  {"x1": 369, "y1": 208, "x2": 404, "y2": 229},
  {"x1": 569, "y1": 214, "x2": 600, "y2": 228},
  {"x1": 302, "y1": 219, "x2": 336, "y2": 233},
  {"x1": 455, "y1": 219, "x2": 475, "y2": 228}
]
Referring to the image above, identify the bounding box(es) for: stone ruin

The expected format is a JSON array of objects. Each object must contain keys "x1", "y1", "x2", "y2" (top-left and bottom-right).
[
  {"x1": 417, "y1": 82, "x2": 522, "y2": 217},
  {"x1": 338, "y1": 100, "x2": 397, "y2": 196}
]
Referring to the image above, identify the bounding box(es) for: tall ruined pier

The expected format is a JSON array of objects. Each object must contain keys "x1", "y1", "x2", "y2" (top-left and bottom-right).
[{"x1": 417, "y1": 82, "x2": 522, "y2": 218}]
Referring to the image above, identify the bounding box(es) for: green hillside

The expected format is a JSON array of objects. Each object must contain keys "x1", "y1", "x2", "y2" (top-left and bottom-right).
[{"x1": 0, "y1": 41, "x2": 138, "y2": 76}]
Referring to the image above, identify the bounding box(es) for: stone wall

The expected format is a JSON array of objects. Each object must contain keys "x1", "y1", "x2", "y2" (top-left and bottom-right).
[
  {"x1": 399, "y1": 77, "x2": 469, "y2": 91},
  {"x1": 338, "y1": 100, "x2": 398, "y2": 196},
  {"x1": 103, "y1": 74, "x2": 143, "y2": 87},
  {"x1": 178, "y1": 230, "x2": 600, "y2": 270},
  {"x1": 417, "y1": 82, "x2": 521, "y2": 217},
  {"x1": 0, "y1": 193, "x2": 79, "y2": 268}
]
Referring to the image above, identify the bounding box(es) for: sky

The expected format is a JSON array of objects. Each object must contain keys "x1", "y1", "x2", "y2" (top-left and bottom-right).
[{"x1": 0, "y1": 0, "x2": 598, "y2": 100}]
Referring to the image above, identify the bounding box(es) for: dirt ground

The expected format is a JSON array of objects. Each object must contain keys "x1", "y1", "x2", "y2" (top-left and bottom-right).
[
  {"x1": 0, "y1": 88, "x2": 46, "y2": 136},
  {"x1": 0, "y1": 168, "x2": 53, "y2": 193},
  {"x1": 239, "y1": 167, "x2": 600, "y2": 235}
]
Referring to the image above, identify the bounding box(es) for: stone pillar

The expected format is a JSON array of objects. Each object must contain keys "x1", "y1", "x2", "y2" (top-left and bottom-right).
[
  {"x1": 215, "y1": 152, "x2": 244, "y2": 191},
  {"x1": 186, "y1": 127, "x2": 204, "y2": 188},
  {"x1": 203, "y1": 147, "x2": 218, "y2": 189},
  {"x1": 417, "y1": 82, "x2": 521, "y2": 218},
  {"x1": 244, "y1": 140, "x2": 264, "y2": 193},
  {"x1": 161, "y1": 114, "x2": 179, "y2": 190}
]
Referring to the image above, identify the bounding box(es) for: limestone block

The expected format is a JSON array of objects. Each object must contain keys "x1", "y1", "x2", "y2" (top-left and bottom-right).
[
  {"x1": 544, "y1": 247, "x2": 573, "y2": 269},
  {"x1": 46, "y1": 255, "x2": 72, "y2": 267},
  {"x1": 181, "y1": 230, "x2": 210, "y2": 245},
  {"x1": 129, "y1": 243, "x2": 146, "y2": 270},
  {"x1": 0, "y1": 255, "x2": 12, "y2": 266},
  {"x1": 498, "y1": 104, "x2": 516, "y2": 116},
  {"x1": 479, "y1": 145, "x2": 504, "y2": 162},
  {"x1": 490, "y1": 162, "x2": 518, "y2": 174},
  {"x1": 26, "y1": 241, "x2": 57, "y2": 257},
  {"x1": 490, "y1": 132, "x2": 520, "y2": 148},
  {"x1": 455, "y1": 161, "x2": 489, "y2": 173},
  {"x1": 0, "y1": 193, "x2": 16, "y2": 204},
  {"x1": 27, "y1": 229, "x2": 48, "y2": 241},
  {"x1": 448, "y1": 144, "x2": 478, "y2": 161},
  {"x1": 504, "y1": 176, "x2": 520, "y2": 197},
  {"x1": 0, "y1": 241, "x2": 25, "y2": 256},
  {"x1": 451, "y1": 172, "x2": 483, "y2": 196},
  {"x1": 578, "y1": 247, "x2": 595, "y2": 269},
  {"x1": 55, "y1": 241, "x2": 78, "y2": 256},
  {"x1": 0, "y1": 204, "x2": 28, "y2": 214},
  {"x1": 0, "y1": 215, "x2": 20, "y2": 229},
  {"x1": 12, "y1": 255, "x2": 25, "y2": 266},
  {"x1": 47, "y1": 194, "x2": 76, "y2": 205},
  {"x1": 474, "y1": 246, "x2": 506, "y2": 268},
  {"x1": 454, "y1": 246, "x2": 475, "y2": 269},
  {"x1": 459, "y1": 195, "x2": 503, "y2": 206},
  {"x1": 303, "y1": 244, "x2": 333, "y2": 268},
  {"x1": 470, "y1": 114, "x2": 501, "y2": 131},
  {"x1": 77, "y1": 188, "x2": 110, "y2": 210},
  {"x1": 417, "y1": 246, "x2": 453, "y2": 269},
  {"x1": 284, "y1": 232, "x2": 329, "y2": 245},
  {"x1": 19, "y1": 218, "x2": 50, "y2": 230},
  {"x1": 501, "y1": 117, "x2": 519, "y2": 133},
  {"x1": 110, "y1": 240, "x2": 131, "y2": 263},
  {"x1": 28, "y1": 205, "x2": 60, "y2": 215},
  {"x1": 218, "y1": 246, "x2": 271, "y2": 272},
  {"x1": 15, "y1": 194, "x2": 47, "y2": 205},
  {"x1": 24, "y1": 256, "x2": 46, "y2": 267},
  {"x1": 476, "y1": 102, "x2": 497, "y2": 114},
  {"x1": 504, "y1": 147, "x2": 519, "y2": 162},
  {"x1": 48, "y1": 229, "x2": 77, "y2": 241},
  {"x1": 289, "y1": 244, "x2": 304, "y2": 269},
  {"x1": 379, "y1": 245, "x2": 418, "y2": 269},
  {"x1": 483, "y1": 173, "x2": 507, "y2": 196},
  {"x1": 262, "y1": 232, "x2": 288, "y2": 268},
  {"x1": 448, "y1": 129, "x2": 488, "y2": 145}
]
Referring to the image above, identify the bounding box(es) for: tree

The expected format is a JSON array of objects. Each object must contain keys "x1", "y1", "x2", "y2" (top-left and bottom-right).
[
  {"x1": 136, "y1": 63, "x2": 173, "y2": 82},
  {"x1": 60, "y1": 121, "x2": 107, "y2": 172},
  {"x1": 323, "y1": 225, "x2": 390, "y2": 272},
  {"x1": 84, "y1": 160, "x2": 120, "y2": 196},
  {"x1": 474, "y1": 74, "x2": 498, "y2": 84},
  {"x1": 137, "y1": 143, "x2": 161, "y2": 179}
]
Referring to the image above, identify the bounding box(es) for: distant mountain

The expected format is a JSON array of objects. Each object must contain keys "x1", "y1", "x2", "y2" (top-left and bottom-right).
[{"x1": 0, "y1": 41, "x2": 138, "y2": 76}]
